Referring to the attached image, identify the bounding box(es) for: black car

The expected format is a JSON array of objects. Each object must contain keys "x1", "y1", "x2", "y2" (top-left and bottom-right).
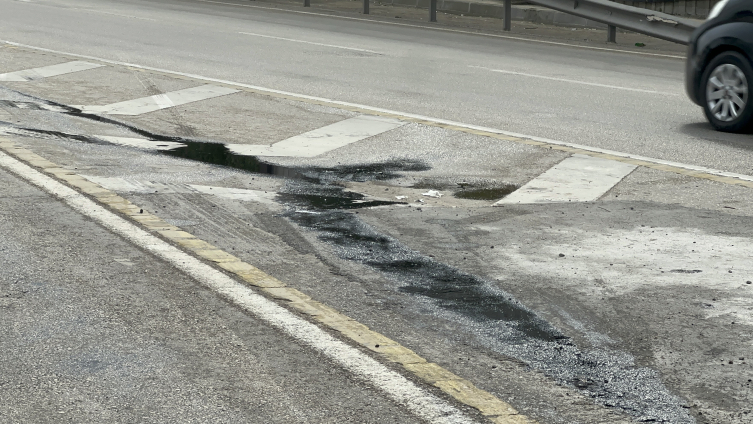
[{"x1": 686, "y1": 0, "x2": 753, "y2": 132}]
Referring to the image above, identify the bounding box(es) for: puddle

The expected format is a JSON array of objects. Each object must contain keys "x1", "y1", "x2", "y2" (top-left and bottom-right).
[
  {"x1": 164, "y1": 140, "x2": 304, "y2": 179},
  {"x1": 454, "y1": 185, "x2": 517, "y2": 200}
]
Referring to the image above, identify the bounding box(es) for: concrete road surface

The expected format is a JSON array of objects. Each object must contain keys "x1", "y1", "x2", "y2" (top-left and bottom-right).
[{"x1": 1, "y1": 0, "x2": 751, "y2": 423}]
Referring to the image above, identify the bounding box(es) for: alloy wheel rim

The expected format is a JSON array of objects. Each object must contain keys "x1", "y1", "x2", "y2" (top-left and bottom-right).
[{"x1": 706, "y1": 63, "x2": 749, "y2": 122}]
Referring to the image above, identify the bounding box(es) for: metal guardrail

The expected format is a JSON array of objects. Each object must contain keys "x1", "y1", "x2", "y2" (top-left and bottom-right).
[
  {"x1": 301, "y1": 0, "x2": 700, "y2": 45},
  {"x1": 526, "y1": 0, "x2": 700, "y2": 44}
]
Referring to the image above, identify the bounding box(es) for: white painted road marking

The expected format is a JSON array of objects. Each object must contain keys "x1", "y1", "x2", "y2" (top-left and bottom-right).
[
  {"x1": 239, "y1": 32, "x2": 380, "y2": 54},
  {"x1": 0, "y1": 149, "x2": 474, "y2": 424},
  {"x1": 74, "y1": 8, "x2": 157, "y2": 21},
  {"x1": 228, "y1": 115, "x2": 404, "y2": 157},
  {"x1": 80, "y1": 85, "x2": 240, "y2": 115},
  {"x1": 80, "y1": 175, "x2": 279, "y2": 204},
  {"x1": 495, "y1": 154, "x2": 637, "y2": 204},
  {"x1": 469, "y1": 66, "x2": 679, "y2": 96},
  {"x1": 7, "y1": 40, "x2": 753, "y2": 185},
  {"x1": 96, "y1": 135, "x2": 186, "y2": 151},
  {"x1": 0, "y1": 61, "x2": 103, "y2": 82},
  {"x1": 189, "y1": 184, "x2": 278, "y2": 203}
]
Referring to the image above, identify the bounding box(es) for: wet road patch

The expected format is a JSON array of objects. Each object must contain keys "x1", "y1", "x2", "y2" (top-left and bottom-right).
[{"x1": 454, "y1": 185, "x2": 518, "y2": 201}]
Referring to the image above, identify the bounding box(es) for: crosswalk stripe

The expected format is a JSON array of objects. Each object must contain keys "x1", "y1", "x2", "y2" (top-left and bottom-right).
[
  {"x1": 79, "y1": 85, "x2": 239, "y2": 115},
  {"x1": 227, "y1": 115, "x2": 405, "y2": 157},
  {"x1": 495, "y1": 154, "x2": 637, "y2": 205},
  {"x1": 0, "y1": 61, "x2": 103, "y2": 82}
]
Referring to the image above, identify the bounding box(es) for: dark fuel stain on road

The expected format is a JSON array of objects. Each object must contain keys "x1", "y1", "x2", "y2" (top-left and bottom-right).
[
  {"x1": 289, "y1": 209, "x2": 564, "y2": 343},
  {"x1": 280, "y1": 166, "x2": 693, "y2": 424},
  {"x1": 0, "y1": 89, "x2": 693, "y2": 423}
]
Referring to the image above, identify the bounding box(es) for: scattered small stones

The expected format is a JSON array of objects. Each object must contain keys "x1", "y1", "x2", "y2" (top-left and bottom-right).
[{"x1": 559, "y1": 253, "x2": 565, "y2": 257}]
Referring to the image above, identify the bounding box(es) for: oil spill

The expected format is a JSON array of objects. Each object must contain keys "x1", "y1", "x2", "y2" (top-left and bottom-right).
[
  {"x1": 4, "y1": 88, "x2": 693, "y2": 422},
  {"x1": 454, "y1": 185, "x2": 517, "y2": 200},
  {"x1": 287, "y1": 208, "x2": 693, "y2": 423},
  {"x1": 288, "y1": 209, "x2": 563, "y2": 342}
]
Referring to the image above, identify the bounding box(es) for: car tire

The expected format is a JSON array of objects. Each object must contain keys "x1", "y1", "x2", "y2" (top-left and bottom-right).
[{"x1": 701, "y1": 51, "x2": 753, "y2": 132}]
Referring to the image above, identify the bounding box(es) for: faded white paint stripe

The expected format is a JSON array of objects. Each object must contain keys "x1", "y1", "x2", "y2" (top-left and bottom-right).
[
  {"x1": 73, "y1": 8, "x2": 157, "y2": 21},
  {"x1": 239, "y1": 32, "x2": 380, "y2": 54},
  {"x1": 228, "y1": 115, "x2": 404, "y2": 158},
  {"x1": 469, "y1": 66, "x2": 678, "y2": 96},
  {"x1": 96, "y1": 136, "x2": 186, "y2": 151},
  {"x1": 6, "y1": 40, "x2": 753, "y2": 184},
  {"x1": 189, "y1": 184, "x2": 278, "y2": 204},
  {"x1": 0, "y1": 61, "x2": 103, "y2": 82},
  {"x1": 80, "y1": 175, "x2": 278, "y2": 204},
  {"x1": 496, "y1": 154, "x2": 637, "y2": 204},
  {"x1": 0, "y1": 150, "x2": 475, "y2": 424},
  {"x1": 81, "y1": 85, "x2": 239, "y2": 115}
]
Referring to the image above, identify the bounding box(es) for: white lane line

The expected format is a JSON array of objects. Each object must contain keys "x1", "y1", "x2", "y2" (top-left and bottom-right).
[
  {"x1": 239, "y1": 32, "x2": 380, "y2": 54},
  {"x1": 469, "y1": 65, "x2": 679, "y2": 95},
  {"x1": 197, "y1": 0, "x2": 685, "y2": 60},
  {"x1": 0, "y1": 150, "x2": 474, "y2": 424},
  {"x1": 6, "y1": 40, "x2": 753, "y2": 185},
  {"x1": 77, "y1": 9, "x2": 157, "y2": 21},
  {"x1": 96, "y1": 136, "x2": 186, "y2": 151},
  {"x1": 228, "y1": 115, "x2": 404, "y2": 157},
  {"x1": 0, "y1": 61, "x2": 103, "y2": 82},
  {"x1": 495, "y1": 154, "x2": 637, "y2": 204},
  {"x1": 80, "y1": 85, "x2": 240, "y2": 115}
]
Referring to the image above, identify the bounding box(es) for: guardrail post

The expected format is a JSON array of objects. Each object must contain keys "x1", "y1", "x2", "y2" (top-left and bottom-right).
[
  {"x1": 364, "y1": 0, "x2": 369, "y2": 14},
  {"x1": 504, "y1": 0, "x2": 511, "y2": 31},
  {"x1": 430, "y1": 0, "x2": 437, "y2": 22},
  {"x1": 607, "y1": 25, "x2": 617, "y2": 43}
]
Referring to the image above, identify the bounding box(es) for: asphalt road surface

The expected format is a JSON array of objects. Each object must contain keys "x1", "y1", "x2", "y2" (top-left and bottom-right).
[{"x1": 0, "y1": 0, "x2": 751, "y2": 423}]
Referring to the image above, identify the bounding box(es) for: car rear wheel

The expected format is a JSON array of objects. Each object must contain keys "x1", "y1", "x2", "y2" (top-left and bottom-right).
[{"x1": 702, "y1": 51, "x2": 753, "y2": 132}]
